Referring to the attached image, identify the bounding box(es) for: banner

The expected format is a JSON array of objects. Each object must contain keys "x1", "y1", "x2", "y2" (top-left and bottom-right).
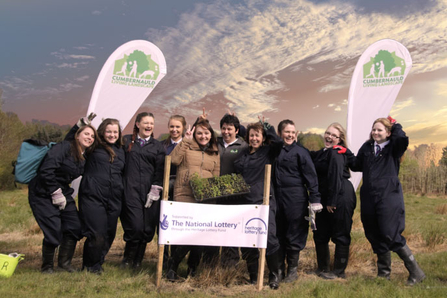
[
  {"x1": 87, "y1": 40, "x2": 167, "y2": 129},
  {"x1": 347, "y1": 39, "x2": 412, "y2": 189},
  {"x1": 158, "y1": 201, "x2": 269, "y2": 248}
]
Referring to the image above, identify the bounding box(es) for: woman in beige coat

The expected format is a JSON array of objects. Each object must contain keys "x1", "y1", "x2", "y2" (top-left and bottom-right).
[{"x1": 166, "y1": 117, "x2": 220, "y2": 281}]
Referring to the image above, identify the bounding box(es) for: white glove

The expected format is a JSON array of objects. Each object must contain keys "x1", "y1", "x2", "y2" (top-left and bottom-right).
[
  {"x1": 77, "y1": 112, "x2": 97, "y2": 127},
  {"x1": 310, "y1": 203, "x2": 323, "y2": 213},
  {"x1": 51, "y1": 188, "x2": 67, "y2": 210},
  {"x1": 145, "y1": 185, "x2": 163, "y2": 208}
]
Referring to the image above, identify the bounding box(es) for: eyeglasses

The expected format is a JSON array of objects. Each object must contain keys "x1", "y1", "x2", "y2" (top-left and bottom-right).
[{"x1": 324, "y1": 132, "x2": 340, "y2": 139}]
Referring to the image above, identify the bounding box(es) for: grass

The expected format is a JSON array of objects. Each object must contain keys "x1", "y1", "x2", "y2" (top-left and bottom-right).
[{"x1": 1, "y1": 189, "x2": 447, "y2": 297}]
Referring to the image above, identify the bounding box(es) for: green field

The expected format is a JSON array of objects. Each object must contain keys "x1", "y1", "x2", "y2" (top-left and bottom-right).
[{"x1": 1, "y1": 189, "x2": 446, "y2": 297}]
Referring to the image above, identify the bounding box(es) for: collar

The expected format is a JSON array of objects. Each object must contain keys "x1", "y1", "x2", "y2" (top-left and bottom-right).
[
  {"x1": 171, "y1": 138, "x2": 182, "y2": 145},
  {"x1": 223, "y1": 138, "x2": 238, "y2": 148},
  {"x1": 374, "y1": 140, "x2": 389, "y2": 150}
]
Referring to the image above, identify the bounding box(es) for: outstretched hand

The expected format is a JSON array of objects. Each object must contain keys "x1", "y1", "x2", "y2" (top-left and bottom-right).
[
  {"x1": 199, "y1": 107, "x2": 211, "y2": 120},
  {"x1": 333, "y1": 145, "x2": 347, "y2": 154},
  {"x1": 387, "y1": 115, "x2": 396, "y2": 124}
]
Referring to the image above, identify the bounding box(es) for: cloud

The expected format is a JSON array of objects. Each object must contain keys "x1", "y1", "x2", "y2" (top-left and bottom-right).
[
  {"x1": 75, "y1": 75, "x2": 90, "y2": 82},
  {"x1": 143, "y1": 0, "x2": 447, "y2": 123},
  {"x1": 0, "y1": 77, "x2": 33, "y2": 91},
  {"x1": 92, "y1": 10, "x2": 102, "y2": 15},
  {"x1": 50, "y1": 51, "x2": 95, "y2": 60},
  {"x1": 390, "y1": 97, "x2": 416, "y2": 116}
]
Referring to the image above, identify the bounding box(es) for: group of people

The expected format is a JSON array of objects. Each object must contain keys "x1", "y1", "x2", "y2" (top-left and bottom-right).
[{"x1": 28, "y1": 109, "x2": 425, "y2": 288}]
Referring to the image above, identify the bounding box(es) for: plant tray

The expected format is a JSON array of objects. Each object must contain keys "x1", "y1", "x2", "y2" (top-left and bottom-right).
[{"x1": 190, "y1": 173, "x2": 250, "y2": 202}]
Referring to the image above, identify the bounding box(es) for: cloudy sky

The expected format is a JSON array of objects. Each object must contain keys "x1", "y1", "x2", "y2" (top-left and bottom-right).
[{"x1": 1, "y1": 0, "x2": 446, "y2": 149}]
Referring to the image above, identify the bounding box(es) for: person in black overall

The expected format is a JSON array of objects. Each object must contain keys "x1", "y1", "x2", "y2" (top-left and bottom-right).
[
  {"x1": 310, "y1": 122, "x2": 356, "y2": 279},
  {"x1": 28, "y1": 124, "x2": 98, "y2": 273},
  {"x1": 234, "y1": 119, "x2": 281, "y2": 289},
  {"x1": 120, "y1": 112, "x2": 165, "y2": 270},
  {"x1": 349, "y1": 117, "x2": 425, "y2": 285},
  {"x1": 77, "y1": 118, "x2": 125, "y2": 274},
  {"x1": 274, "y1": 119, "x2": 322, "y2": 283}
]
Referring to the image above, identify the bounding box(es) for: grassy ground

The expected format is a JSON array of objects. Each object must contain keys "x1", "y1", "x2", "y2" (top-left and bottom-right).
[{"x1": 1, "y1": 189, "x2": 446, "y2": 297}]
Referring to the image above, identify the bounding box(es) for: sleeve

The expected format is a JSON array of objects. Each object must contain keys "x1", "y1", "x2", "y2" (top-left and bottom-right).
[
  {"x1": 348, "y1": 145, "x2": 364, "y2": 172},
  {"x1": 152, "y1": 143, "x2": 166, "y2": 187},
  {"x1": 238, "y1": 124, "x2": 246, "y2": 140},
  {"x1": 266, "y1": 126, "x2": 283, "y2": 157},
  {"x1": 390, "y1": 123, "x2": 409, "y2": 158},
  {"x1": 326, "y1": 149, "x2": 344, "y2": 206},
  {"x1": 38, "y1": 141, "x2": 70, "y2": 194},
  {"x1": 64, "y1": 124, "x2": 80, "y2": 141},
  {"x1": 170, "y1": 138, "x2": 192, "y2": 166},
  {"x1": 299, "y1": 150, "x2": 321, "y2": 204}
]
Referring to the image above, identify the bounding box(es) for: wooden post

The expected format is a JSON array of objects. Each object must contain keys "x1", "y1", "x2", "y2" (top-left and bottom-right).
[
  {"x1": 156, "y1": 155, "x2": 171, "y2": 289},
  {"x1": 257, "y1": 164, "x2": 271, "y2": 291}
]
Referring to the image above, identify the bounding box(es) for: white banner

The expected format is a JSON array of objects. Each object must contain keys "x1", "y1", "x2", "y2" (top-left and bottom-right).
[
  {"x1": 347, "y1": 39, "x2": 412, "y2": 189},
  {"x1": 87, "y1": 40, "x2": 167, "y2": 129},
  {"x1": 159, "y1": 201, "x2": 269, "y2": 248}
]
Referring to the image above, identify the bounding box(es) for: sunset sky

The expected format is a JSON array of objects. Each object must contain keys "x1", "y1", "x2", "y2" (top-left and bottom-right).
[{"x1": 1, "y1": 0, "x2": 446, "y2": 149}]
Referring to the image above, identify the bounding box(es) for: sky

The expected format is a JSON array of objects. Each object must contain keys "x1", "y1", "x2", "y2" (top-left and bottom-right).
[{"x1": 1, "y1": 0, "x2": 447, "y2": 149}]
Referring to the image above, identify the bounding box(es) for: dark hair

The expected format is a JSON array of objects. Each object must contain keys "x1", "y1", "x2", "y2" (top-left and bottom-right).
[
  {"x1": 246, "y1": 122, "x2": 267, "y2": 150},
  {"x1": 128, "y1": 112, "x2": 154, "y2": 152},
  {"x1": 97, "y1": 118, "x2": 123, "y2": 162},
  {"x1": 220, "y1": 114, "x2": 240, "y2": 132},
  {"x1": 192, "y1": 117, "x2": 217, "y2": 153},
  {"x1": 72, "y1": 124, "x2": 98, "y2": 162},
  {"x1": 277, "y1": 119, "x2": 295, "y2": 135}
]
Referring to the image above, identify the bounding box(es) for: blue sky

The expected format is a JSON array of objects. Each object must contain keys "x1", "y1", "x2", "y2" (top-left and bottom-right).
[{"x1": 1, "y1": 0, "x2": 446, "y2": 148}]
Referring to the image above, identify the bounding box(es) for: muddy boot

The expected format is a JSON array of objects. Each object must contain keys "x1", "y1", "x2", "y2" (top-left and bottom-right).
[
  {"x1": 283, "y1": 250, "x2": 299, "y2": 283},
  {"x1": 247, "y1": 261, "x2": 258, "y2": 284},
  {"x1": 333, "y1": 245, "x2": 349, "y2": 278},
  {"x1": 166, "y1": 258, "x2": 180, "y2": 282},
  {"x1": 120, "y1": 242, "x2": 139, "y2": 269},
  {"x1": 57, "y1": 236, "x2": 77, "y2": 273},
  {"x1": 133, "y1": 242, "x2": 147, "y2": 270},
  {"x1": 41, "y1": 243, "x2": 56, "y2": 274},
  {"x1": 266, "y1": 252, "x2": 280, "y2": 290},
  {"x1": 377, "y1": 251, "x2": 391, "y2": 279},
  {"x1": 277, "y1": 247, "x2": 286, "y2": 282},
  {"x1": 315, "y1": 243, "x2": 336, "y2": 279},
  {"x1": 395, "y1": 245, "x2": 425, "y2": 286}
]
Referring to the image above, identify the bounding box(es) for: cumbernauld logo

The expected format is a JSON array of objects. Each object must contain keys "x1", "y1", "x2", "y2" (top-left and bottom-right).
[
  {"x1": 244, "y1": 217, "x2": 267, "y2": 235},
  {"x1": 160, "y1": 214, "x2": 169, "y2": 231},
  {"x1": 362, "y1": 50, "x2": 406, "y2": 87},
  {"x1": 112, "y1": 49, "x2": 160, "y2": 88}
]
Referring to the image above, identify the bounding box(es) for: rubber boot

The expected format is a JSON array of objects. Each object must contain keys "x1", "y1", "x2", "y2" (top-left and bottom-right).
[
  {"x1": 333, "y1": 245, "x2": 350, "y2": 278},
  {"x1": 166, "y1": 257, "x2": 181, "y2": 282},
  {"x1": 266, "y1": 251, "x2": 280, "y2": 290},
  {"x1": 57, "y1": 236, "x2": 77, "y2": 273},
  {"x1": 247, "y1": 261, "x2": 258, "y2": 284},
  {"x1": 133, "y1": 242, "x2": 147, "y2": 270},
  {"x1": 395, "y1": 245, "x2": 426, "y2": 286},
  {"x1": 277, "y1": 247, "x2": 286, "y2": 282},
  {"x1": 315, "y1": 243, "x2": 336, "y2": 279},
  {"x1": 377, "y1": 251, "x2": 391, "y2": 279},
  {"x1": 283, "y1": 250, "x2": 299, "y2": 283},
  {"x1": 120, "y1": 242, "x2": 139, "y2": 269},
  {"x1": 41, "y1": 244, "x2": 56, "y2": 274}
]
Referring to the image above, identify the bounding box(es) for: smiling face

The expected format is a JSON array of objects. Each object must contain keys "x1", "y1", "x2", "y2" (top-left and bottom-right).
[
  {"x1": 280, "y1": 124, "x2": 296, "y2": 146},
  {"x1": 194, "y1": 125, "x2": 211, "y2": 146},
  {"x1": 249, "y1": 128, "x2": 264, "y2": 151},
  {"x1": 324, "y1": 126, "x2": 341, "y2": 149},
  {"x1": 103, "y1": 124, "x2": 119, "y2": 144},
  {"x1": 372, "y1": 122, "x2": 391, "y2": 144},
  {"x1": 136, "y1": 116, "x2": 154, "y2": 139},
  {"x1": 168, "y1": 119, "x2": 183, "y2": 142},
  {"x1": 221, "y1": 123, "x2": 238, "y2": 144},
  {"x1": 77, "y1": 127, "x2": 95, "y2": 151}
]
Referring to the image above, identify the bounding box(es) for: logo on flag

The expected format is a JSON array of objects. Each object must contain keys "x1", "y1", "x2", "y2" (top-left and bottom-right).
[
  {"x1": 111, "y1": 49, "x2": 160, "y2": 88},
  {"x1": 362, "y1": 50, "x2": 407, "y2": 87}
]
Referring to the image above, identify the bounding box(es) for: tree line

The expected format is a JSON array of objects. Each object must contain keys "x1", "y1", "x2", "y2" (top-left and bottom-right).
[{"x1": 1, "y1": 105, "x2": 446, "y2": 194}]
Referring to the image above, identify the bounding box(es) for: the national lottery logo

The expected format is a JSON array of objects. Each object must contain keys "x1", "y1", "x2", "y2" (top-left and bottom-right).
[
  {"x1": 244, "y1": 217, "x2": 267, "y2": 235},
  {"x1": 160, "y1": 214, "x2": 169, "y2": 230},
  {"x1": 362, "y1": 49, "x2": 406, "y2": 88},
  {"x1": 111, "y1": 49, "x2": 160, "y2": 88}
]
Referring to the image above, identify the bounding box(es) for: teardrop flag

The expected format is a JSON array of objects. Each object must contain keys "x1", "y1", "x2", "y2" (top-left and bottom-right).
[
  {"x1": 87, "y1": 40, "x2": 167, "y2": 129},
  {"x1": 347, "y1": 39, "x2": 412, "y2": 189}
]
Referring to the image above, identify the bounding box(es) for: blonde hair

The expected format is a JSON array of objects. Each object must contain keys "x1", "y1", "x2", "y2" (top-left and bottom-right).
[
  {"x1": 326, "y1": 122, "x2": 347, "y2": 147},
  {"x1": 369, "y1": 118, "x2": 392, "y2": 141}
]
